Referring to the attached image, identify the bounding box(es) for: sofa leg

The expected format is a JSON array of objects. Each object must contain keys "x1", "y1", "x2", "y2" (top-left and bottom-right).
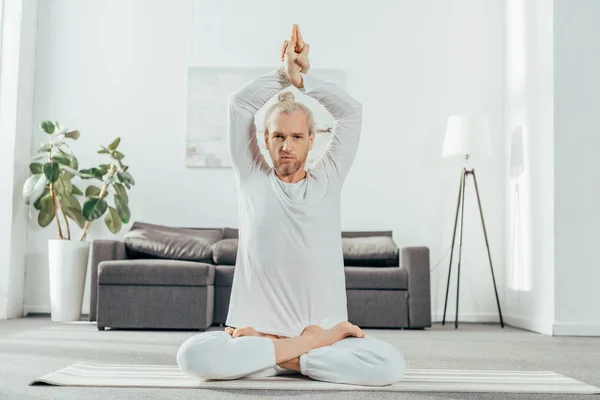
[{"x1": 98, "y1": 326, "x2": 106, "y2": 331}]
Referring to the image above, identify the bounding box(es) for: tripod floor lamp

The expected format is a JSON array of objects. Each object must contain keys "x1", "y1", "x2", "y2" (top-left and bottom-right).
[{"x1": 441, "y1": 115, "x2": 504, "y2": 328}]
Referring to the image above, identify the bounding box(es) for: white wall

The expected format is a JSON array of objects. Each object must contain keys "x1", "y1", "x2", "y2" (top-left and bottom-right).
[
  {"x1": 0, "y1": 0, "x2": 38, "y2": 319},
  {"x1": 503, "y1": 0, "x2": 555, "y2": 335},
  {"x1": 553, "y1": 0, "x2": 600, "y2": 336},
  {"x1": 24, "y1": 0, "x2": 506, "y2": 321}
]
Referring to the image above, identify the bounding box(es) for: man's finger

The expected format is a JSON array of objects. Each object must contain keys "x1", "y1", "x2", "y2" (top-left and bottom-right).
[
  {"x1": 299, "y1": 43, "x2": 310, "y2": 57},
  {"x1": 296, "y1": 25, "x2": 306, "y2": 52},
  {"x1": 287, "y1": 25, "x2": 297, "y2": 54},
  {"x1": 297, "y1": 56, "x2": 310, "y2": 72},
  {"x1": 281, "y1": 40, "x2": 288, "y2": 61}
]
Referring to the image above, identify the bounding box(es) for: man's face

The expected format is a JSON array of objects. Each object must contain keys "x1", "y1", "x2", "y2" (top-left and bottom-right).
[{"x1": 265, "y1": 110, "x2": 314, "y2": 176}]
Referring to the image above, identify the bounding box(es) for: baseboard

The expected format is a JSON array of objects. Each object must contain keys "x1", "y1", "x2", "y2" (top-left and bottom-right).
[
  {"x1": 553, "y1": 322, "x2": 600, "y2": 337},
  {"x1": 432, "y1": 313, "x2": 504, "y2": 323},
  {"x1": 23, "y1": 305, "x2": 50, "y2": 316},
  {"x1": 504, "y1": 315, "x2": 553, "y2": 335}
]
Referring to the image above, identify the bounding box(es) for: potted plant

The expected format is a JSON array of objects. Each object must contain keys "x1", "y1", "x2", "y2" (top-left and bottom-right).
[{"x1": 22, "y1": 120, "x2": 135, "y2": 322}]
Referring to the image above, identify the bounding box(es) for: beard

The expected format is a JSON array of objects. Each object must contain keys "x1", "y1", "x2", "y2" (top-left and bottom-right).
[{"x1": 273, "y1": 155, "x2": 306, "y2": 176}]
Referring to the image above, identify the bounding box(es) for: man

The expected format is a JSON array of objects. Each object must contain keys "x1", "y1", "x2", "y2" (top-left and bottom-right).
[{"x1": 177, "y1": 25, "x2": 405, "y2": 386}]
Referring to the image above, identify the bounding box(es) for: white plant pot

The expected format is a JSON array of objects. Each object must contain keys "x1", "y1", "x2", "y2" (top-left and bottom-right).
[{"x1": 48, "y1": 239, "x2": 91, "y2": 322}]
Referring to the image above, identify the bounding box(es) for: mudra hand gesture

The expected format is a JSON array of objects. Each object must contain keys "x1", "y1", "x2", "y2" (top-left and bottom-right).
[{"x1": 281, "y1": 24, "x2": 310, "y2": 87}]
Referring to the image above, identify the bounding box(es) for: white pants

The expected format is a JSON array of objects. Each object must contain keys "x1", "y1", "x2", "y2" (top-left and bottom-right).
[{"x1": 176, "y1": 331, "x2": 405, "y2": 386}]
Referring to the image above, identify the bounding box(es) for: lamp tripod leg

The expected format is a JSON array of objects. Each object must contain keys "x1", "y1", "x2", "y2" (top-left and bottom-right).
[
  {"x1": 471, "y1": 169, "x2": 504, "y2": 328},
  {"x1": 455, "y1": 170, "x2": 468, "y2": 329},
  {"x1": 443, "y1": 169, "x2": 465, "y2": 325}
]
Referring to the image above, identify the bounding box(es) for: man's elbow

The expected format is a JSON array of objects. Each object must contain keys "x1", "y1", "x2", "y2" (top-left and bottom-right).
[
  {"x1": 346, "y1": 100, "x2": 363, "y2": 121},
  {"x1": 228, "y1": 92, "x2": 241, "y2": 108},
  {"x1": 353, "y1": 101, "x2": 363, "y2": 117}
]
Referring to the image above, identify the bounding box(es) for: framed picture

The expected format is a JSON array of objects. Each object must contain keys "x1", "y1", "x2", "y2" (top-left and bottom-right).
[{"x1": 185, "y1": 67, "x2": 346, "y2": 168}]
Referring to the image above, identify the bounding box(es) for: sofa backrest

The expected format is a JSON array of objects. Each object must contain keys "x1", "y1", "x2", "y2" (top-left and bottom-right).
[
  {"x1": 124, "y1": 222, "x2": 399, "y2": 267},
  {"x1": 342, "y1": 231, "x2": 393, "y2": 238}
]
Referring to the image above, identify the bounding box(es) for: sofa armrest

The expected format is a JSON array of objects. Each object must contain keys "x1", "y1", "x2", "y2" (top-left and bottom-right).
[
  {"x1": 89, "y1": 239, "x2": 127, "y2": 321},
  {"x1": 402, "y1": 246, "x2": 432, "y2": 328}
]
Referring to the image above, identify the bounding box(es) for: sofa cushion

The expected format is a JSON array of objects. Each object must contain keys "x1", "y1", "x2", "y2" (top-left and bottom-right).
[
  {"x1": 215, "y1": 265, "x2": 235, "y2": 287},
  {"x1": 212, "y1": 239, "x2": 238, "y2": 265},
  {"x1": 215, "y1": 265, "x2": 407, "y2": 290},
  {"x1": 342, "y1": 236, "x2": 399, "y2": 267},
  {"x1": 98, "y1": 259, "x2": 215, "y2": 286},
  {"x1": 344, "y1": 266, "x2": 408, "y2": 290},
  {"x1": 124, "y1": 221, "x2": 222, "y2": 262},
  {"x1": 223, "y1": 228, "x2": 239, "y2": 239}
]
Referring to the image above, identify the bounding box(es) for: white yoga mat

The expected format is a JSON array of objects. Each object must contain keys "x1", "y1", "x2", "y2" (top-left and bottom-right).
[{"x1": 29, "y1": 362, "x2": 600, "y2": 394}]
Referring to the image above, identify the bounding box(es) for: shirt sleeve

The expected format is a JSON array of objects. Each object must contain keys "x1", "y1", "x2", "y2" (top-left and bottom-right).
[
  {"x1": 227, "y1": 67, "x2": 292, "y2": 180},
  {"x1": 299, "y1": 73, "x2": 363, "y2": 184}
]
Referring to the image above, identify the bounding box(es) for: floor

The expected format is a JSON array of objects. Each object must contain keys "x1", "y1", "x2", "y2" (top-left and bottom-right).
[{"x1": 1, "y1": 316, "x2": 599, "y2": 400}]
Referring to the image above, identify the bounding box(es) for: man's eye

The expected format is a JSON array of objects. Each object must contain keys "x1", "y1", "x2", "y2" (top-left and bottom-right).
[{"x1": 295, "y1": 136, "x2": 301, "y2": 139}]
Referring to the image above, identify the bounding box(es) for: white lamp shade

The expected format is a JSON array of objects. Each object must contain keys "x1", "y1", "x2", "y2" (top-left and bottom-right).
[{"x1": 442, "y1": 115, "x2": 492, "y2": 159}]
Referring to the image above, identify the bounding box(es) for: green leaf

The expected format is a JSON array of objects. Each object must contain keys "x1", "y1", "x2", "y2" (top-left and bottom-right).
[
  {"x1": 62, "y1": 193, "x2": 81, "y2": 210},
  {"x1": 53, "y1": 121, "x2": 66, "y2": 135},
  {"x1": 116, "y1": 171, "x2": 135, "y2": 186},
  {"x1": 33, "y1": 187, "x2": 50, "y2": 210},
  {"x1": 58, "y1": 149, "x2": 78, "y2": 170},
  {"x1": 29, "y1": 163, "x2": 43, "y2": 174},
  {"x1": 79, "y1": 168, "x2": 105, "y2": 180},
  {"x1": 43, "y1": 162, "x2": 60, "y2": 183},
  {"x1": 65, "y1": 130, "x2": 80, "y2": 139},
  {"x1": 58, "y1": 143, "x2": 72, "y2": 154},
  {"x1": 58, "y1": 164, "x2": 79, "y2": 177},
  {"x1": 82, "y1": 197, "x2": 107, "y2": 221},
  {"x1": 23, "y1": 174, "x2": 48, "y2": 206},
  {"x1": 97, "y1": 165, "x2": 110, "y2": 176},
  {"x1": 111, "y1": 151, "x2": 124, "y2": 161},
  {"x1": 114, "y1": 194, "x2": 130, "y2": 224},
  {"x1": 97, "y1": 146, "x2": 110, "y2": 154},
  {"x1": 69, "y1": 155, "x2": 78, "y2": 170},
  {"x1": 61, "y1": 195, "x2": 85, "y2": 229},
  {"x1": 60, "y1": 169, "x2": 75, "y2": 181},
  {"x1": 108, "y1": 137, "x2": 121, "y2": 151},
  {"x1": 52, "y1": 155, "x2": 71, "y2": 165},
  {"x1": 38, "y1": 194, "x2": 55, "y2": 227},
  {"x1": 55, "y1": 175, "x2": 72, "y2": 196},
  {"x1": 71, "y1": 185, "x2": 83, "y2": 196},
  {"x1": 85, "y1": 185, "x2": 102, "y2": 197},
  {"x1": 122, "y1": 171, "x2": 135, "y2": 185},
  {"x1": 62, "y1": 203, "x2": 85, "y2": 229},
  {"x1": 39, "y1": 143, "x2": 52, "y2": 152},
  {"x1": 104, "y1": 206, "x2": 122, "y2": 234},
  {"x1": 40, "y1": 121, "x2": 55, "y2": 134},
  {"x1": 113, "y1": 183, "x2": 128, "y2": 204}
]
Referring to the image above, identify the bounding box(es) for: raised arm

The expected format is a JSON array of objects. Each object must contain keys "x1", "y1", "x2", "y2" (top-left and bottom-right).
[
  {"x1": 227, "y1": 67, "x2": 292, "y2": 180},
  {"x1": 302, "y1": 74, "x2": 363, "y2": 183},
  {"x1": 283, "y1": 25, "x2": 363, "y2": 184}
]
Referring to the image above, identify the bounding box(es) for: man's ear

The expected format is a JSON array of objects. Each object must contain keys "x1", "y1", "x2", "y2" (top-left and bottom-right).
[
  {"x1": 264, "y1": 131, "x2": 270, "y2": 149},
  {"x1": 308, "y1": 132, "x2": 315, "y2": 150}
]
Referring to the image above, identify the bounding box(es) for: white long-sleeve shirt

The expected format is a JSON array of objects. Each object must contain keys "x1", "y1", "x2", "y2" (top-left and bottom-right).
[{"x1": 225, "y1": 67, "x2": 363, "y2": 338}]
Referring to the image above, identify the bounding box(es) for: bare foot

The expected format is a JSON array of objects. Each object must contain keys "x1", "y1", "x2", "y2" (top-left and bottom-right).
[
  {"x1": 315, "y1": 322, "x2": 365, "y2": 348},
  {"x1": 225, "y1": 326, "x2": 280, "y2": 339}
]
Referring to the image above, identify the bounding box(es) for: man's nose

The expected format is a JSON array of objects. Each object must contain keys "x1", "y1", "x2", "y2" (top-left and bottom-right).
[{"x1": 282, "y1": 140, "x2": 292, "y2": 151}]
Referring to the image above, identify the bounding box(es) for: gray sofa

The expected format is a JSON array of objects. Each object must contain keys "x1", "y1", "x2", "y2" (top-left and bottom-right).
[{"x1": 88, "y1": 222, "x2": 431, "y2": 331}]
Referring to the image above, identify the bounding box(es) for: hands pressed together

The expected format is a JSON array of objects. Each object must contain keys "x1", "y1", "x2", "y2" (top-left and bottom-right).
[{"x1": 281, "y1": 24, "x2": 310, "y2": 88}]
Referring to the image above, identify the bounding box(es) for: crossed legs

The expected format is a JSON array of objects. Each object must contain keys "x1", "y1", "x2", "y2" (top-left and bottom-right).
[{"x1": 177, "y1": 323, "x2": 405, "y2": 386}]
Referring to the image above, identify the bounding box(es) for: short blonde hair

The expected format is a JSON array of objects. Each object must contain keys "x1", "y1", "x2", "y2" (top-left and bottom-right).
[{"x1": 264, "y1": 91, "x2": 315, "y2": 136}]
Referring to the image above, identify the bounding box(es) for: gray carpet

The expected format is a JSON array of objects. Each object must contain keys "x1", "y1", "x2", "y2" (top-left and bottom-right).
[{"x1": 1, "y1": 315, "x2": 599, "y2": 400}]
